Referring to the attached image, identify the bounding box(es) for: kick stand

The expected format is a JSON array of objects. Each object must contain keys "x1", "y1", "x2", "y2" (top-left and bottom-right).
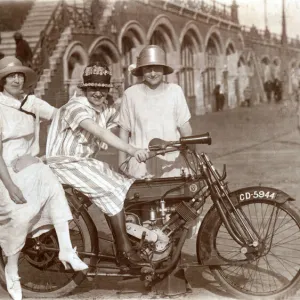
[{"x1": 151, "y1": 260, "x2": 192, "y2": 297}]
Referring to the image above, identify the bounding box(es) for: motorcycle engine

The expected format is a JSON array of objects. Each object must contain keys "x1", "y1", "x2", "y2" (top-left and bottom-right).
[{"x1": 125, "y1": 212, "x2": 172, "y2": 262}]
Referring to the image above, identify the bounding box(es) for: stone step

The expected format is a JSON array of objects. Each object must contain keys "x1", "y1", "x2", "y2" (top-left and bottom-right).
[
  {"x1": 0, "y1": 31, "x2": 15, "y2": 38},
  {"x1": 0, "y1": 44, "x2": 36, "y2": 52},
  {"x1": 30, "y1": 2, "x2": 58, "y2": 9},
  {"x1": 20, "y1": 29, "x2": 44, "y2": 35},
  {"x1": 22, "y1": 23, "x2": 50, "y2": 30},
  {"x1": 25, "y1": 12, "x2": 54, "y2": 20},
  {"x1": 0, "y1": 38, "x2": 37, "y2": 47},
  {"x1": 23, "y1": 17, "x2": 50, "y2": 24},
  {"x1": 1, "y1": 36, "x2": 39, "y2": 44},
  {"x1": 0, "y1": 42, "x2": 15, "y2": 48}
]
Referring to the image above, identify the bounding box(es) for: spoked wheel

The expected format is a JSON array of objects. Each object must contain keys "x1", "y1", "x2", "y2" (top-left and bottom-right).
[
  {"x1": 209, "y1": 199, "x2": 300, "y2": 300},
  {"x1": 0, "y1": 208, "x2": 95, "y2": 298}
]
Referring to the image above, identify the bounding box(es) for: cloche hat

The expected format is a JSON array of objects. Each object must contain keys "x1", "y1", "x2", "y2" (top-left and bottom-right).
[
  {"x1": 131, "y1": 45, "x2": 174, "y2": 76},
  {"x1": 78, "y1": 63, "x2": 113, "y2": 88},
  {"x1": 0, "y1": 56, "x2": 37, "y2": 88}
]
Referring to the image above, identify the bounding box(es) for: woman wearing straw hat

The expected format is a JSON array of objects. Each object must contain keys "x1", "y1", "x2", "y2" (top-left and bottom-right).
[
  {"x1": 0, "y1": 56, "x2": 88, "y2": 300},
  {"x1": 119, "y1": 45, "x2": 193, "y2": 178}
]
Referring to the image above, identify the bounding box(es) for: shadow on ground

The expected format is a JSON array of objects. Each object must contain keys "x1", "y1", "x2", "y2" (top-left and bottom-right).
[{"x1": 69, "y1": 250, "x2": 233, "y2": 299}]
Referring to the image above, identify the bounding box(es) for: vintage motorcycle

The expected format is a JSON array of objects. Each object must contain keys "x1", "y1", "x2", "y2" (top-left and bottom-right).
[{"x1": 0, "y1": 132, "x2": 300, "y2": 300}]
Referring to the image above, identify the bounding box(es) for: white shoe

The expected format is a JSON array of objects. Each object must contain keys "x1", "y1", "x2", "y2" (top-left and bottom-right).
[
  {"x1": 5, "y1": 266, "x2": 22, "y2": 300},
  {"x1": 58, "y1": 247, "x2": 88, "y2": 271}
]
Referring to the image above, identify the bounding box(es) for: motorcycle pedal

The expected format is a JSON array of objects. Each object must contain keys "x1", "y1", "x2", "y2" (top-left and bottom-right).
[{"x1": 140, "y1": 266, "x2": 154, "y2": 274}]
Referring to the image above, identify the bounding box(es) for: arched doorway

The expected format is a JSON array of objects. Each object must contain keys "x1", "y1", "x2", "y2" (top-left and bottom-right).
[
  {"x1": 118, "y1": 21, "x2": 146, "y2": 89},
  {"x1": 180, "y1": 35, "x2": 195, "y2": 108},
  {"x1": 179, "y1": 22, "x2": 204, "y2": 115},
  {"x1": 122, "y1": 36, "x2": 135, "y2": 88},
  {"x1": 63, "y1": 42, "x2": 88, "y2": 101},
  {"x1": 225, "y1": 42, "x2": 237, "y2": 109},
  {"x1": 88, "y1": 37, "x2": 121, "y2": 102},
  {"x1": 147, "y1": 16, "x2": 179, "y2": 84},
  {"x1": 150, "y1": 29, "x2": 168, "y2": 52},
  {"x1": 203, "y1": 37, "x2": 218, "y2": 111}
]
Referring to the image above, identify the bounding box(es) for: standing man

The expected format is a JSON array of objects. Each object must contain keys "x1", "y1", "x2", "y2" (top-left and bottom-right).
[{"x1": 14, "y1": 32, "x2": 33, "y2": 67}]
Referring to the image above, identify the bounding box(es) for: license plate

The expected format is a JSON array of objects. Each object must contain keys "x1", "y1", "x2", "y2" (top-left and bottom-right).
[{"x1": 239, "y1": 190, "x2": 277, "y2": 201}]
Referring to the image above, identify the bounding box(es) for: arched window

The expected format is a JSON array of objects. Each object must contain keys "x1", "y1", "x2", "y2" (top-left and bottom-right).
[
  {"x1": 180, "y1": 36, "x2": 195, "y2": 98},
  {"x1": 122, "y1": 36, "x2": 134, "y2": 88},
  {"x1": 202, "y1": 38, "x2": 217, "y2": 111},
  {"x1": 150, "y1": 30, "x2": 167, "y2": 52},
  {"x1": 68, "y1": 52, "x2": 86, "y2": 99}
]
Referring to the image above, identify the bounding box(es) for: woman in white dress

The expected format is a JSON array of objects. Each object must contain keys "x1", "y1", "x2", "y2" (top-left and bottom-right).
[
  {"x1": 0, "y1": 56, "x2": 88, "y2": 300},
  {"x1": 119, "y1": 45, "x2": 193, "y2": 178}
]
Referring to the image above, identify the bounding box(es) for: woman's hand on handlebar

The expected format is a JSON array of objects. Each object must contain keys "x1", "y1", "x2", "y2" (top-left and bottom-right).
[{"x1": 132, "y1": 148, "x2": 149, "y2": 163}]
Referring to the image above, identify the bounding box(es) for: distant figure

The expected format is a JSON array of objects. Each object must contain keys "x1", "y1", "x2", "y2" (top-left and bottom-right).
[
  {"x1": 243, "y1": 85, "x2": 252, "y2": 107},
  {"x1": 214, "y1": 84, "x2": 225, "y2": 111},
  {"x1": 264, "y1": 80, "x2": 273, "y2": 103},
  {"x1": 273, "y1": 78, "x2": 282, "y2": 103},
  {"x1": 14, "y1": 32, "x2": 33, "y2": 67},
  {"x1": 0, "y1": 33, "x2": 4, "y2": 60}
]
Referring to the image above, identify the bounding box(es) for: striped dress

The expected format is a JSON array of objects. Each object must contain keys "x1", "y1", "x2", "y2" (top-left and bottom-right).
[{"x1": 46, "y1": 96, "x2": 135, "y2": 216}]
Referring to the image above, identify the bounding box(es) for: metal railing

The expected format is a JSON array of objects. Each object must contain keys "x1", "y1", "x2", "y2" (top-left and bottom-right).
[
  {"x1": 164, "y1": 0, "x2": 232, "y2": 22},
  {"x1": 241, "y1": 25, "x2": 300, "y2": 48},
  {"x1": 32, "y1": 0, "x2": 94, "y2": 81}
]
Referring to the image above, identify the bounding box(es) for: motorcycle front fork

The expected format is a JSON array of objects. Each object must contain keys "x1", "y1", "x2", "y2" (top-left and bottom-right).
[{"x1": 200, "y1": 154, "x2": 261, "y2": 248}]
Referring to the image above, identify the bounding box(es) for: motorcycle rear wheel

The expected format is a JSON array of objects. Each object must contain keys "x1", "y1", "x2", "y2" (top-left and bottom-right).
[
  {"x1": 201, "y1": 199, "x2": 300, "y2": 300},
  {"x1": 0, "y1": 208, "x2": 95, "y2": 298}
]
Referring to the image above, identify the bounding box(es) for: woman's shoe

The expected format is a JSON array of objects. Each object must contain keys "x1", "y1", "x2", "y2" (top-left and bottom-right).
[
  {"x1": 5, "y1": 266, "x2": 22, "y2": 300},
  {"x1": 58, "y1": 247, "x2": 88, "y2": 271}
]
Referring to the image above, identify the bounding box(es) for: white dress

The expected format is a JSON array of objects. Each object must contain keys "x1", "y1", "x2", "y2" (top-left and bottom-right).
[
  {"x1": 0, "y1": 93, "x2": 72, "y2": 256},
  {"x1": 118, "y1": 83, "x2": 191, "y2": 178}
]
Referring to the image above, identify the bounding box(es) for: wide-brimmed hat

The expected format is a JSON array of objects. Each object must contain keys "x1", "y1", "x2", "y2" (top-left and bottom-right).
[
  {"x1": 0, "y1": 56, "x2": 37, "y2": 88},
  {"x1": 78, "y1": 63, "x2": 113, "y2": 89},
  {"x1": 131, "y1": 45, "x2": 174, "y2": 77}
]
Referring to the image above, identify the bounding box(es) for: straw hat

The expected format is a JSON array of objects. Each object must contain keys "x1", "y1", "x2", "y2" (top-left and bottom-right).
[
  {"x1": 131, "y1": 45, "x2": 174, "y2": 76},
  {"x1": 78, "y1": 63, "x2": 113, "y2": 88},
  {"x1": 0, "y1": 56, "x2": 37, "y2": 88}
]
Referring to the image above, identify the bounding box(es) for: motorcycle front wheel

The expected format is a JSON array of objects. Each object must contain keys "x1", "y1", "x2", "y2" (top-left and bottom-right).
[{"x1": 199, "y1": 199, "x2": 300, "y2": 300}]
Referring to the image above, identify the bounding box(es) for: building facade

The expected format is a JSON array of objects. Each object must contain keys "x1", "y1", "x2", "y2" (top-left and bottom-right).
[{"x1": 30, "y1": 0, "x2": 300, "y2": 115}]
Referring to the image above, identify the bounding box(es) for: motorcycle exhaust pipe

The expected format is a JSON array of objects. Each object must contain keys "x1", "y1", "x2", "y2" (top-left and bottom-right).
[{"x1": 180, "y1": 132, "x2": 212, "y2": 145}]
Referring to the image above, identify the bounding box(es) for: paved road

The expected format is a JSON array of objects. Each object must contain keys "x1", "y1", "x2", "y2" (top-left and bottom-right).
[{"x1": 1, "y1": 102, "x2": 300, "y2": 300}]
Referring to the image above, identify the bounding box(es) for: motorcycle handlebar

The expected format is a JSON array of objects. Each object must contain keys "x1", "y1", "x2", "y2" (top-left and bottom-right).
[
  {"x1": 180, "y1": 132, "x2": 212, "y2": 145},
  {"x1": 146, "y1": 132, "x2": 211, "y2": 160}
]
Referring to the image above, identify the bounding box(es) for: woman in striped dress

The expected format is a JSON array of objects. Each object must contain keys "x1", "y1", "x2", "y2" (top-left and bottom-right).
[{"x1": 46, "y1": 63, "x2": 149, "y2": 268}]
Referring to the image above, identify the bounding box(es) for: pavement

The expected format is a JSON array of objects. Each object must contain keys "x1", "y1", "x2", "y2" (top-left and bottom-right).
[{"x1": 189, "y1": 101, "x2": 297, "y2": 159}]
